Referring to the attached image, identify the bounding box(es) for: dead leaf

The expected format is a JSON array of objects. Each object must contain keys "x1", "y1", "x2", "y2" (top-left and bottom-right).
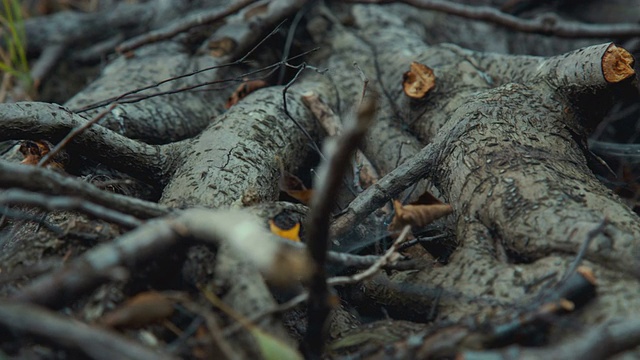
[
  {"x1": 402, "y1": 61, "x2": 436, "y2": 99},
  {"x1": 225, "y1": 80, "x2": 268, "y2": 109},
  {"x1": 99, "y1": 291, "x2": 178, "y2": 328},
  {"x1": 269, "y1": 219, "x2": 301, "y2": 242},
  {"x1": 19, "y1": 140, "x2": 66, "y2": 171},
  {"x1": 278, "y1": 165, "x2": 313, "y2": 205},
  {"x1": 388, "y1": 200, "x2": 453, "y2": 232},
  {"x1": 208, "y1": 37, "x2": 237, "y2": 58}
]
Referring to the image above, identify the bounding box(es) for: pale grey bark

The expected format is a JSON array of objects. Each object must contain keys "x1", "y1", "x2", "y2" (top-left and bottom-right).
[{"x1": 1, "y1": 0, "x2": 639, "y2": 359}]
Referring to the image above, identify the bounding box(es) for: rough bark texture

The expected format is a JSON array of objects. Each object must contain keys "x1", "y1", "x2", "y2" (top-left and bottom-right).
[{"x1": 1, "y1": 0, "x2": 640, "y2": 359}]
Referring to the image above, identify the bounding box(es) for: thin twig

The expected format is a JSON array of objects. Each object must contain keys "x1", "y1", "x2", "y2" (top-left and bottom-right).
[
  {"x1": 353, "y1": 62, "x2": 369, "y2": 105},
  {"x1": 0, "y1": 160, "x2": 170, "y2": 219},
  {"x1": 223, "y1": 292, "x2": 309, "y2": 336},
  {"x1": 0, "y1": 299, "x2": 177, "y2": 360},
  {"x1": 397, "y1": 232, "x2": 448, "y2": 251},
  {"x1": 0, "y1": 189, "x2": 143, "y2": 228},
  {"x1": 0, "y1": 206, "x2": 64, "y2": 235},
  {"x1": 329, "y1": 225, "x2": 411, "y2": 286},
  {"x1": 38, "y1": 103, "x2": 118, "y2": 167},
  {"x1": 224, "y1": 225, "x2": 412, "y2": 337},
  {"x1": 277, "y1": 3, "x2": 311, "y2": 85},
  {"x1": 346, "y1": 0, "x2": 640, "y2": 38},
  {"x1": 75, "y1": 48, "x2": 318, "y2": 113},
  {"x1": 282, "y1": 63, "x2": 328, "y2": 160},
  {"x1": 563, "y1": 218, "x2": 608, "y2": 280},
  {"x1": 303, "y1": 94, "x2": 377, "y2": 356},
  {"x1": 74, "y1": 22, "x2": 288, "y2": 113}
]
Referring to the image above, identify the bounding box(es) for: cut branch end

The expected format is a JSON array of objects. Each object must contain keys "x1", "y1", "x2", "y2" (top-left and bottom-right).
[{"x1": 602, "y1": 44, "x2": 635, "y2": 83}]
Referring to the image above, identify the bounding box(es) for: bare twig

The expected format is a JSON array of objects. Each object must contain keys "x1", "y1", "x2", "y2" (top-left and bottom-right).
[
  {"x1": 0, "y1": 299, "x2": 177, "y2": 360},
  {"x1": 282, "y1": 63, "x2": 328, "y2": 160},
  {"x1": 329, "y1": 140, "x2": 441, "y2": 239},
  {"x1": 0, "y1": 189, "x2": 143, "y2": 228},
  {"x1": 277, "y1": 2, "x2": 311, "y2": 84},
  {"x1": 346, "y1": 0, "x2": 640, "y2": 38},
  {"x1": 589, "y1": 139, "x2": 640, "y2": 164},
  {"x1": 0, "y1": 206, "x2": 64, "y2": 235},
  {"x1": 223, "y1": 292, "x2": 309, "y2": 336},
  {"x1": 563, "y1": 219, "x2": 608, "y2": 280},
  {"x1": 224, "y1": 226, "x2": 413, "y2": 337},
  {"x1": 117, "y1": 0, "x2": 257, "y2": 53},
  {"x1": 74, "y1": 47, "x2": 317, "y2": 113},
  {"x1": 0, "y1": 160, "x2": 170, "y2": 219},
  {"x1": 303, "y1": 94, "x2": 377, "y2": 356},
  {"x1": 74, "y1": 21, "x2": 288, "y2": 113},
  {"x1": 0, "y1": 103, "x2": 168, "y2": 185},
  {"x1": 329, "y1": 225, "x2": 411, "y2": 286},
  {"x1": 38, "y1": 103, "x2": 118, "y2": 167},
  {"x1": 397, "y1": 232, "x2": 448, "y2": 251},
  {"x1": 11, "y1": 209, "x2": 310, "y2": 308}
]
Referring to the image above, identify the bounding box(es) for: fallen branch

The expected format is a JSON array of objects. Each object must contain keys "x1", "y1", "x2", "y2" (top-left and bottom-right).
[
  {"x1": 303, "y1": 94, "x2": 377, "y2": 356},
  {"x1": 460, "y1": 318, "x2": 640, "y2": 360},
  {"x1": 224, "y1": 225, "x2": 413, "y2": 336},
  {"x1": 13, "y1": 208, "x2": 388, "y2": 308},
  {"x1": 0, "y1": 160, "x2": 170, "y2": 219},
  {"x1": 346, "y1": 0, "x2": 640, "y2": 38},
  {"x1": 117, "y1": 0, "x2": 257, "y2": 53},
  {"x1": 0, "y1": 189, "x2": 143, "y2": 229},
  {"x1": 0, "y1": 299, "x2": 176, "y2": 360},
  {"x1": 329, "y1": 225, "x2": 411, "y2": 286},
  {"x1": 39, "y1": 103, "x2": 119, "y2": 168}
]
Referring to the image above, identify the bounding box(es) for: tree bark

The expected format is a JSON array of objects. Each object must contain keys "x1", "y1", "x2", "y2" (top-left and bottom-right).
[{"x1": 1, "y1": 0, "x2": 640, "y2": 359}]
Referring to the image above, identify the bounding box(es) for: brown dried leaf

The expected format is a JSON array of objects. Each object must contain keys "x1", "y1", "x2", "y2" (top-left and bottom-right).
[
  {"x1": 208, "y1": 37, "x2": 237, "y2": 57},
  {"x1": 278, "y1": 168, "x2": 313, "y2": 205},
  {"x1": 389, "y1": 200, "x2": 453, "y2": 231},
  {"x1": 402, "y1": 61, "x2": 436, "y2": 99},
  {"x1": 19, "y1": 140, "x2": 66, "y2": 171},
  {"x1": 99, "y1": 291, "x2": 177, "y2": 329},
  {"x1": 225, "y1": 80, "x2": 268, "y2": 109}
]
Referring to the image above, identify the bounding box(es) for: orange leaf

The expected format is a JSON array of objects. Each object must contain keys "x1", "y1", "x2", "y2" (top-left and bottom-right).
[
  {"x1": 389, "y1": 200, "x2": 453, "y2": 231},
  {"x1": 403, "y1": 61, "x2": 436, "y2": 99},
  {"x1": 99, "y1": 291, "x2": 177, "y2": 329},
  {"x1": 19, "y1": 140, "x2": 66, "y2": 170},
  {"x1": 278, "y1": 168, "x2": 313, "y2": 205},
  {"x1": 225, "y1": 80, "x2": 268, "y2": 109},
  {"x1": 269, "y1": 219, "x2": 301, "y2": 242}
]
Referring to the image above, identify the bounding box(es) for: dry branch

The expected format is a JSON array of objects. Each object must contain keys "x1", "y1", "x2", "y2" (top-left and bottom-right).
[
  {"x1": 3, "y1": 1, "x2": 640, "y2": 358},
  {"x1": 11, "y1": 209, "x2": 307, "y2": 307},
  {"x1": 117, "y1": 0, "x2": 257, "y2": 53},
  {"x1": 461, "y1": 318, "x2": 640, "y2": 360},
  {"x1": 346, "y1": 0, "x2": 640, "y2": 38},
  {"x1": 0, "y1": 189, "x2": 142, "y2": 228},
  {"x1": 304, "y1": 94, "x2": 376, "y2": 356},
  {"x1": 0, "y1": 299, "x2": 176, "y2": 360},
  {"x1": 0, "y1": 103, "x2": 169, "y2": 185},
  {"x1": 0, "y1": 161, "x2": 169, "y2": 219},
  {"x1": 316, "y1": 7, "x2": 640, "y2": 350}
]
